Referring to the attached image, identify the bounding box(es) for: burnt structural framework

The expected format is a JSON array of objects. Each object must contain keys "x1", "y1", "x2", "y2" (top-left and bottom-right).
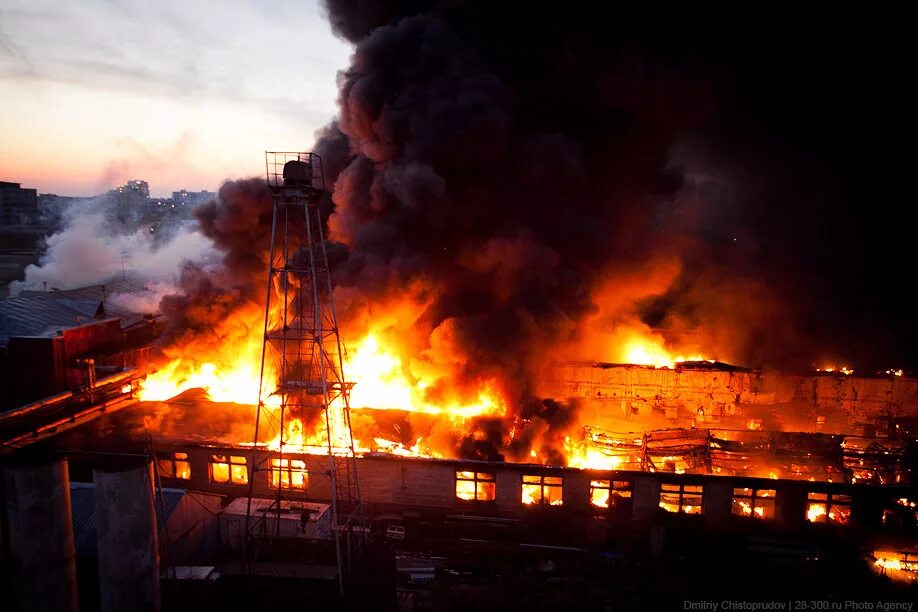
[{"x1": 244, "y1": 152, "x2": 366, "y2": 592}]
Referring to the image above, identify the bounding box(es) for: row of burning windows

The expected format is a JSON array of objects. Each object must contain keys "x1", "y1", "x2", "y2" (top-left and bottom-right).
[
  {"x1": 157, "y1": 453, "x2": 306, "y2": 490},
  {"x1": 156, "y1": 453, "x2": 852, "y2": 523},
  {"x1": 458, "y1": 472, "x2": 852, "y2": 524}
]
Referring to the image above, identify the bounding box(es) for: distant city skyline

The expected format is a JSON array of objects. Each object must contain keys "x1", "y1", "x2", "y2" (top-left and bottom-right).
[
  {"x1": 0, "y1": 0, "x2": 351, "y2": 197},
  {"x1": 3, "y1": 177, "x2": 216, "y2": 200}
]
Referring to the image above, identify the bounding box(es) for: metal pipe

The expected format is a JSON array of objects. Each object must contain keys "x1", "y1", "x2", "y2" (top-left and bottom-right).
[{"x1": 0, "y1": 368, "x2": 138, "y2": 426}]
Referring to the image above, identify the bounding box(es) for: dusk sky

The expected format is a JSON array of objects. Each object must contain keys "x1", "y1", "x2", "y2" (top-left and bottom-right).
[{"x1": 0, "y1": 0, "x2": 351, "y2": 197}]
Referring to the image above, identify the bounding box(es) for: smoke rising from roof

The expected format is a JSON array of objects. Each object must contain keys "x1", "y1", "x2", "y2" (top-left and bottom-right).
[
  {"x1": 9, "y1": 196, "x2": 217, "y2": 300},
  {"x1": 318, "y1": 0, "x2": 918, "y2": 372},
  {"x1": 141, "y1": 2, "x2": 916, "y2": 462}
]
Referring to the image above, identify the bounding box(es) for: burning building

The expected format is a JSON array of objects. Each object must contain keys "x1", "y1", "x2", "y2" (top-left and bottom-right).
[
  {"x1": 3, "y1": 2, "x2": 918, "y2": 610},
  {"x1": 3, "y1": 148, "x2": 917, "y2": 608}
]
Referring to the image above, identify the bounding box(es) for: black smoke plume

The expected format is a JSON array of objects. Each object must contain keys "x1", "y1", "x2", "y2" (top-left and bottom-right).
[
  {"x1": 154, "y1": 2, "x2": 915, "y2": 461},
  {"x1": 314, "y1": 1, "x2": 917, "y2": 455},
  {"x1": 313, "y1": 2, "x2": 721, "y2": 458}
]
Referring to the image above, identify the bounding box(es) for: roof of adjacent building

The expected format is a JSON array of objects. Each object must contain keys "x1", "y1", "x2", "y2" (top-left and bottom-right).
[{"x1": 0, "y1": 279, "x2": 153, "y2": 345}]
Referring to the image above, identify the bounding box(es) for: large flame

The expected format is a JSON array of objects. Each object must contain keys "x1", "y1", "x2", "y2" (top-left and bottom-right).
[
  {"x1": 134, "y1": 276, "x2": 737, "y2": 469},
  {"x1": 137, "y1": 305, "x2": 718, "y2": 465},
  {"x1": 138, "y1": 293, "x2": 508, "y2": 460},
  {"x1": 347, "y1": 333, "x2": 505, "y2": 419},
  {"x1": 617, "y1": 330, "x2": 710, "y2": 368},
  {"x1": 139, "y1": 303, "x2": 278, "y2": 405}
]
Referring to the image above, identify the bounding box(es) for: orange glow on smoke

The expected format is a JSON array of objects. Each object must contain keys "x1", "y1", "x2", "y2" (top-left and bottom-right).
[{"x1": 134, "y1": 265, "x2": 848, "y2": 477}]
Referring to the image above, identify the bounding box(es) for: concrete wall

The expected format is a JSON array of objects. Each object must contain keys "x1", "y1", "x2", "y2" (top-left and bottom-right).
[
  {"x1": 153, "y1": 445, "x2": 918, "y2": 530},
  {"x1": 545, "y1": 363, "x2": 918, "y2": 434},
  {"x1": 161, "y1": 491, "x2": 223, "y2": 565}
]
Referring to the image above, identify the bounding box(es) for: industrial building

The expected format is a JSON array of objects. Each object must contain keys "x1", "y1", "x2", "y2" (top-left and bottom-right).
[
  {"x1": 0, "y1": 279, "x2": 159, "y2": 410},
  {"x1": 2, "y1": 155, "x2": 915, "y2": 610},
  {"x1": 2, "y1": 359, "x2": 917, "y2": 610}
]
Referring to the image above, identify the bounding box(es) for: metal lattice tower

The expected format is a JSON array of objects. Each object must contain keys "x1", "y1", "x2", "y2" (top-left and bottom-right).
[{"x1": 244, "y1": 152, "x2": 365, "y2": 592}]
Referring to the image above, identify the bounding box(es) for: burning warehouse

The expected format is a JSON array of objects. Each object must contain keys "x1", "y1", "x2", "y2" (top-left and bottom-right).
[
  {"x1": 5, "y1": 158, "x2": 918, "y2": 610},
  {"x1": 2, "y1": 1, "x2": 918, "y2": 611}
]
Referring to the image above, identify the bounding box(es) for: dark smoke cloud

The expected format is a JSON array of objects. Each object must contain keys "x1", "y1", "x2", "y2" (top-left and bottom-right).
[
  {"x1": 151, "y1": 2, "x2": 914, "y2": 462},
  {"x1": 157, "y1": 178, "x2": 272, "y2": 346},
  {"x1": 320, "y1": 1, "x2": 918, "y2": 375},
  {"x1": 193, "y1": 178, "x2": 274, "y2": 285},
  {"x1": 315, "y1": 3, "x2": 726, "y2": 458}
]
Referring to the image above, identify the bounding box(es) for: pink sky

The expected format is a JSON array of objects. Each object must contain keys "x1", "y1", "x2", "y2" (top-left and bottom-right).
[{"x1": 0, "y1": 0, "x2": 351, "y2": 197}]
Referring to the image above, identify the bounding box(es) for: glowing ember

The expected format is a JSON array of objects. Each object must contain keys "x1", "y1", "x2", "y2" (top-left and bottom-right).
[
  {"x1": 873, "y1": 551, "x2": 918, "y2": 583},
  {"x1": 816, "y1": 365, "x2": 853, "y2": 375}
]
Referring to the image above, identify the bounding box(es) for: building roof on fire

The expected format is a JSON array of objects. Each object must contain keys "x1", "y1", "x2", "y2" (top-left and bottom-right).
[{"x1": 0, "y1": 279, "x2": 153, "y2": 345}]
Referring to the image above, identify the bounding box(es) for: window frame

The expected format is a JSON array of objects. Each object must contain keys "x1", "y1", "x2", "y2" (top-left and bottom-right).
[
  {"x1": 521, "y1": 474, "x2": 564, "y2": 506},
  {"x1": 157, "y1": 451, "x2": 191, "y2": 480},
  {"x1": 589, "y1": 479, "x2": 632, "y2": 509},
  {"x1": 210, "y1": 454, "x2": 248, "y2": 485},
  {"x1": 270, "y1": 457, "x2": 308, "y2": 491},
  {"x1": 659, "y1": 482, "x2": 703, "y2": 515},
  {"x1": 731, "y1": 486, "x2": 776, "y2": 519},
  {"x1": 590, "y1": 479, "x2": 611, "y2": 508},
  {"x1": 455, "y1": 470, "x2": 497, "y2": 502},
  {"x1": 806, "y1": 491, "x2": 851, "y2": 524}
]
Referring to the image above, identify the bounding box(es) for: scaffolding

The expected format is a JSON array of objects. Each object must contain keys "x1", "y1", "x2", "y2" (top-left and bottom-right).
[{"x1": 243, "y1": 152, "x2": 366, "y2": 593}]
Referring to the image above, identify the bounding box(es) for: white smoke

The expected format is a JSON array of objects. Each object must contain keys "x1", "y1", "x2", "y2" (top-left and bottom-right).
[
  {"x1": 8, "y1": 197, "x2": 218, "y2": 300},
  {"x1": 107, "y1": 281, "x2": 184, "y2": 313}
]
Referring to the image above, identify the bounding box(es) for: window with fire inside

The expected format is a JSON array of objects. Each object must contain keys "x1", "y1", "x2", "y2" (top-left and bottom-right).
[
  {"x1": 806, "y1": 491, "x2": 851, "y2": 524},
  {"x1": 659, "y1": 483, "x2": 703, "y2": 515},
  {"x1": 521, "y1": 474, "x2": 563, "y2": 506},
  {"x1": 732, "y1": 487, "x2": 776, "y2": 519},
  {"x1": 157, "y1": 452, "x2": 191, "y2": 480},
  {"x1": 455, "y1": 470, "x2": 496, "y2": 502},
  {"x1": 590, "y1": 479, "x2": 632, "y2": 514},
  {"x1": 210, "y1": 454, "x2": 248, "y2": 485},
  {"x1": 271, "y1": 458, "x2": 308, "y2": 491}
]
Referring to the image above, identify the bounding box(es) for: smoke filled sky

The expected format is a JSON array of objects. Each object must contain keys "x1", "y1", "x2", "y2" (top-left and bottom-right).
[
  {"x1": 305, "y1": 1, "x2": 916, "y2": 372},
  {"x1": 4, "y1": 0, "x2": 917, "y2": 371},
  {"x1": 0, "y1": 0, "x2": 350, "y2": 197}
]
